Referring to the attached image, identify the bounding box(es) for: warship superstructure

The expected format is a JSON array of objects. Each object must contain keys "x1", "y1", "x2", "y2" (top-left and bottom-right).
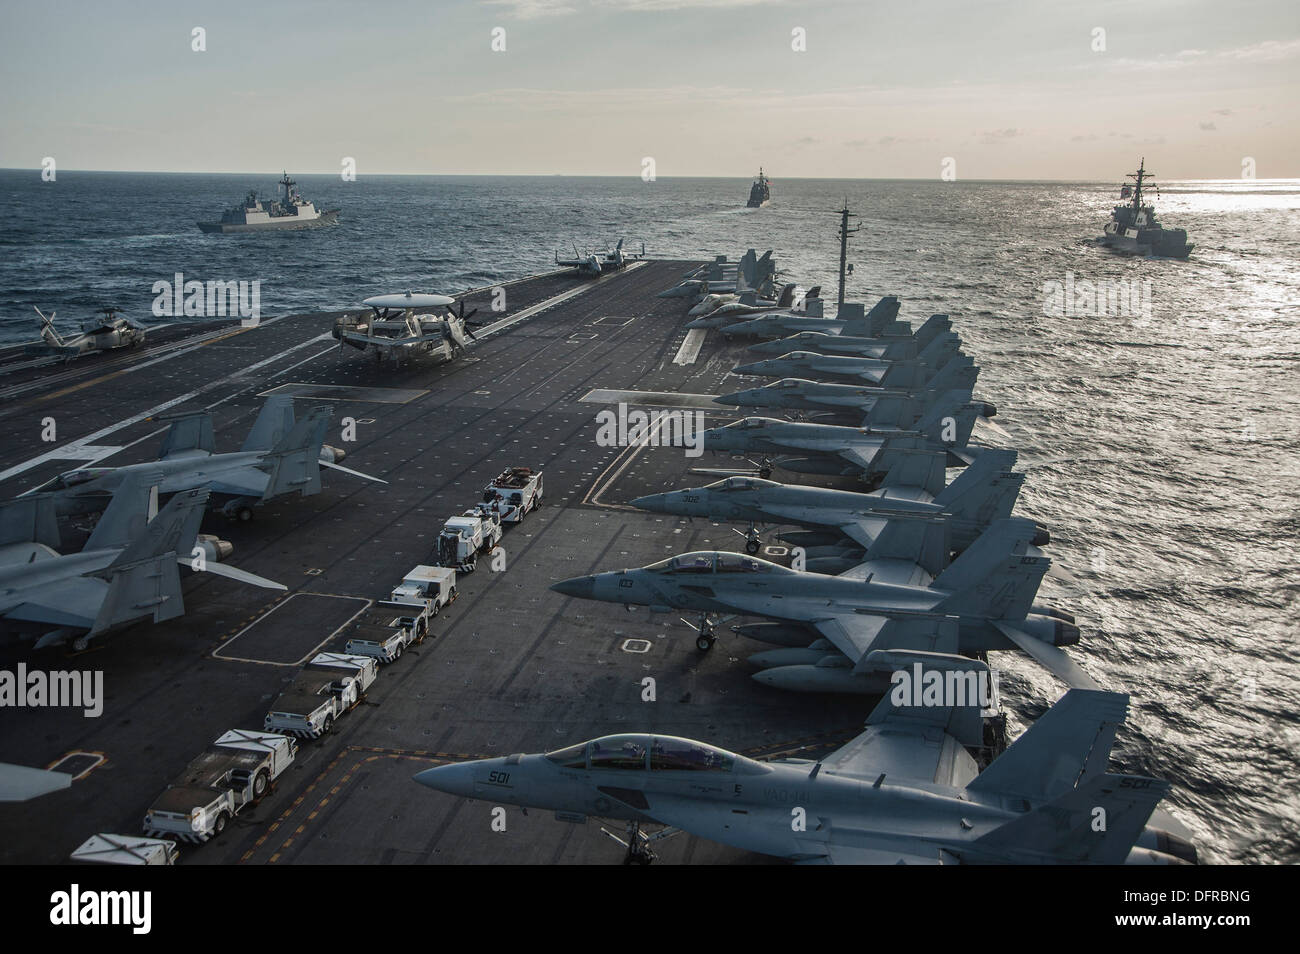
[
  {"x1": 1100, "y1": 158, "x2": 1193, "y2": 259},
  {"x1": 746, "y1": 167, "x2": 771, "y2": 208},
  {"x1": 197, "y1": 171, "x2": 340, "y2": 234}
]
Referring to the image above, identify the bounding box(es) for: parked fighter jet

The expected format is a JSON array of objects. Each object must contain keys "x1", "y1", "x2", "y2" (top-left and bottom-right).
[
  {"x1": 0, "y1": 477, "x2": 283, "y2": 651},
  {"x1": 333, "y1": 292, "x2": 478, "y2": 365},
  {"x1": 24, "y1": 306, "x2": 146, "y2": 360},
  {"x1": 731, "y1": 334, "x2": 962, "y2": 384},
  {"x1": 550, "y1": 516, "x2": 1092, "y2": 689},
  {"x1": 710, "y1": 297, "x2": 902, "y2": 338},
  {"x1": 556, "y1": 239, "x2": 644, "y2": 277},
  {"x1": 413, "y1": 678, "x2": 1195, "y2": 865},
  {"x1": 701, "y1": 392, "x2": 989, "y2": 480},
  {"x1": 744, "y1": 323, "x2": 953, "y2": 360},
  {"x1": 715, "y1": 358, "x2": 981, "y2": 415},
  {"x1": 631, "y1": 448, "x2": 1035, "y2": 556},
  {"x1": 29, "y1": 395, "x2": 381, "y2": 522},
  {"x1": 659, "y1": 249, "x2": 775, "y2": 300},
  {"x1": 686, "y1": 284, "x2": 816, "y2": 320}
]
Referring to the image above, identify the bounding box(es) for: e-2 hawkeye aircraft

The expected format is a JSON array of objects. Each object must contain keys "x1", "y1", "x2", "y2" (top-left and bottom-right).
[
  {"x1": 333, "y1": 291, "x2": 479, "y2": 365},
  {"x1": 414, "y1": 668, "x2": 1196, "y2": 865},
  {"x1": 29, "y1": 395, "x2": 381, "y2": 522}
]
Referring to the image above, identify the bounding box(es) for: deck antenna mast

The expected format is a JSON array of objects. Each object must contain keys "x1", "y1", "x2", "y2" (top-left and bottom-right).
[{"x1": 832, "y1": 199, "x2": 860, "y2": 308}]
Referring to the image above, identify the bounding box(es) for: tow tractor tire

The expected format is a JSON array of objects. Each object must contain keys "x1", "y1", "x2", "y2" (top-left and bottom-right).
[
  {"x1": 252, "y1": 769, "x2": 269, "y2": 798},
  {"x1": 237, "y1": 506, "x2": 254, "y2": 523},
  {"x1": 431, "y1": 600, "x2": 441, "y2": 617},
  {"x1": 213, "y1": 812, "x2": 230, "y2": 837},
  {"x1": 323, "y1": 715, "x2": 335, "y2": 735},
  {"x1": 696, "y1": 634, "x2": 714, "y2": 652},
  {"x1": 745, "y1": 540, "x2": 761, "y2": 555}
]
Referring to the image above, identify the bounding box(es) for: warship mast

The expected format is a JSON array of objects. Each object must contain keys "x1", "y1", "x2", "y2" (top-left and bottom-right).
[{"x1": 833, "y1": 201, "x2": 860, "y2": 308}]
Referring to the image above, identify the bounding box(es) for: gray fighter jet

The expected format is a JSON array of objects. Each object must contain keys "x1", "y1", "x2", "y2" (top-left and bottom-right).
[
  {"x1": 550, "y1": 516, "x2": 1092, "y2": 690},
  {"x1": 1, "y1": 477, "x2": 284, "y2": 651},
  {"x1": 24, "y1": 306, "x2": 146, "y2": 360},
  {"x1": 30, "y1": 395, "x2": 380, "y2": 522},
  {"x1": 730, "y1": 334, "x2": 962, "y2": 383},
  {"x1": 710, "y1": 297, "x2": 903, "y2": 338},
  {"x1": 631, "y1": 447, "x2": 1034, "y2": 556},
  {"x1": 744, "y1": 324, "x2": 953, "y2": 360},
  {"x1": 700, "y1": 393, "x2": 988, "y2": 480},
  {"x1": 714, "y1": 358, "x2": 980, "y2": 415},
  {"x1": 686, "y1": 284, "x2": 813, "y2": 319},
  {"x1": 413, "y1": 673, "x2": 1195, "y2": 864}
]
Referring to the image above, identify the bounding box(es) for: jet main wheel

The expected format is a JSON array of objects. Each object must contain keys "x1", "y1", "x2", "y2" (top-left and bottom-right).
[
  {"x1": 237, "y1": 506, "x2": 254, "y2": 522},
  {"x1": 758, "y1": 467, "x2": 772, "y2": 479},
  {"x1": 696, "y1": 634, "x2": 715, "y2": 652},
  {"x1": 745, "y1": 539, "x2": 761, "y2": 555}
]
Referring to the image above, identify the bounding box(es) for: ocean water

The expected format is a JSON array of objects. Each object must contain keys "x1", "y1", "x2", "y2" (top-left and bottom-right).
[{"x1": 1, "y1": 171, "x2": 1298, "y2": 863}]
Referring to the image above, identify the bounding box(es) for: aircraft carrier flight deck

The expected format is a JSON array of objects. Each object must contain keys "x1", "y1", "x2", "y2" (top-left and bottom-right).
[{"x1": 0, "y1": 260, "x2": 863, "y2": 865}]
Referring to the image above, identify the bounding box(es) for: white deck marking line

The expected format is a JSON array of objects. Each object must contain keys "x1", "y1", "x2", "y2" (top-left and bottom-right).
[
  {"x1": 672, "y1": 328, "x2": 707, "y2": 365},
  {"x1": 472, "y1": 261, "x2": 645, "y2": 342},
  {"x1": 212, "y1": 593, "x2": 373, "y2": 667},
  {"x1": 0, "y1": 333, "x2": 336, "y2": 485}
]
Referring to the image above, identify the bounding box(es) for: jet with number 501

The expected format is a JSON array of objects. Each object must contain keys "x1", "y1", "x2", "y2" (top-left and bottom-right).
[{"x1": 413, "y1": 673, "x2": 1196, "y2": 865}]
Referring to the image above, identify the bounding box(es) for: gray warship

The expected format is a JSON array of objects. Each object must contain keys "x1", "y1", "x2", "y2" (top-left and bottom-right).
[
  {"x1": 746, "y1": 167, "x2": 771, "y2": 208},
  {"x1": 1100, "y1": 158, "x2": 1192, "y2": 259},
  {"x1": 197, "y1": 171, "x2": 340, "y2": 233}
]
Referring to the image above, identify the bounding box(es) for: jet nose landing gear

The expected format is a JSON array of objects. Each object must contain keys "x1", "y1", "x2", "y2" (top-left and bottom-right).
[{"x1": 602, "y1": 822, "x2": 678, "y2": 865}]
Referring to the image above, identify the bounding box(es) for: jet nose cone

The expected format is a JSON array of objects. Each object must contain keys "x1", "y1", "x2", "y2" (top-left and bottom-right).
[
  {"x1": 630, "y1": 493, "x2": 666, "y2": 512},
  {"x1": 713, "y1": 391, "x2": 742, "y2": 406},
  {"x1": 551, "y1": 575, "x2": 596, "y2": 599},
  {"x1": 413, "y1": 762, "x2": 478, "y2": 798},
  {"x1": 731, "y1": 362, "x2": 761, "y2": 375}
]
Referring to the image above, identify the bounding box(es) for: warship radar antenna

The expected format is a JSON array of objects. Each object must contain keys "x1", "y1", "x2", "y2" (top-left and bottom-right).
[{"x1": 830, "y1": 200, "x2": 860, "y2": 308}]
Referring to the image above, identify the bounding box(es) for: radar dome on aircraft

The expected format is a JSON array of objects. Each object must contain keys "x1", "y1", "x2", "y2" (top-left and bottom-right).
[{"x1": 361, "y1": 292, "x2": 456, "y2": 309}]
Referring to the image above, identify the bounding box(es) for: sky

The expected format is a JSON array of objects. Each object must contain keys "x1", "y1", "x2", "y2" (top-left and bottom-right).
[{"x1": 0, "y1": 0, "x2": 1296, "y2": 179}]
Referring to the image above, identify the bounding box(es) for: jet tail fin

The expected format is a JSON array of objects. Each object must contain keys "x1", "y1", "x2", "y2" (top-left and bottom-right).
[
  {"x1": 972, "y1": 772, "x2": 1169, "y2": 864},
  {"x1": 85, "y1": 473, "x2": 161, "y2": 551},
  {"x1": 241, "y1": 395, "x2": 298, "y2": 453},
  {"x1": 916, "y1": 332, "x2": 960, "y2": 371},
  {"x1": 924, "y1": 355, "x2": 980, "y2": 396},
  {"x1": 841, "y1": 296, "x2": 899, "y2": 337},
  {"x1": 913, "y1": 314, "x2": 952, "y2": 347},
  {"x1": 967, "y1": 689, "x2": 1127, "y2": 803},
  {"x1": 930, "y1": 518, "x2": 1048, "y2": 619},
  {"x1": 0, "y1": 493, "x2": 63, "y2": 548},
  {"x1": 775, "y1": 283, "x2": 796, "y2": 308},
  {"x1": 260, "y1": 408, "x2": 328, "y2": 500},
  {"x1": 158, "y1": 411, "x2": 216, "y2": 459},
  {"x1": 92, "y1": 488, "x2": 209, "y2": 634},
  {"x1": 916, "y1": 392, "x2": 982, "y2": 448},
  {"x1": 933, "y1": 448, "x2": 1023, "y2": 528}
]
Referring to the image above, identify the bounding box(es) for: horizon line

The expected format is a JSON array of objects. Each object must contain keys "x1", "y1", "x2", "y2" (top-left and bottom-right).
[{"x1": 4, "y1": 168, "x2": 1297, "y2": 184}]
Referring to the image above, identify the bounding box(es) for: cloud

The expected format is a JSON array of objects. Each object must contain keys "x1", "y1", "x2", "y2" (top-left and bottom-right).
[
  {"x1": 485, "y1": 0, "x2": 578, "y2": 18},
  {"x1": 1199, "y1": 121, "x2": 1217, "y2": 131},
  {"x1": 487, "y1": 0, "x2": 778, "y2": 14},
  {"x1": 1109, "y1": 38, "x2": 1300, "y2": 72},
  {"x1": 980, "y1": 128, "x2": 1023, "y2": 144}
]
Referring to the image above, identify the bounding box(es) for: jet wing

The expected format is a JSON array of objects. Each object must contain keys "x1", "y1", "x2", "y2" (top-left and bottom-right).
[
  {"x1": 0, "y1": 577, "x2": 106, "y2": 631},
  {"x1": 835, "y1": 444, "x2": 882, "y2": 472},
  {"x1": 0, "y1": 762, "x2": 72, "y2": 802},
  {"x1": 816, "y1": 717, "x2": 978, "y2": 789},
  {"x1": 798, "y1": 844, "x2": 951, "y2": 865},
  {"x1": 162, "y1": 469, "x2": 268, "y2": 499},
  {"x1": 993, "y1": 621, "x2": 1098, "y2": 689},
  {"x1": 810, "y1": 614, "x2": 958, "y2": 666}
]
